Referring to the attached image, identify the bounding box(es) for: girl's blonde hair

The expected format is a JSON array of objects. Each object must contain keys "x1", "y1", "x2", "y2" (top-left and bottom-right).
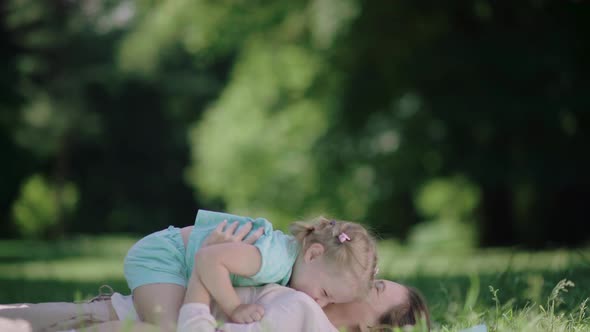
[{"x1": 289, "y1": 216, "x2": 377, "y2": 296}]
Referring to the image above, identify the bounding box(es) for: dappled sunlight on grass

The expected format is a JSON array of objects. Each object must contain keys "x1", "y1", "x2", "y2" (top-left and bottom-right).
[
  {"x1": 0, "y1": 235, "x2": 137, "y2": 283},
  {"x1": 0, "y1": 257, "x2": 124, "y2": 281},
  {"x1": 378, "y1": 241, "x2": 590, "y2": 278},
  {"x1": 2, "y1": 236, "x2": 588, "y2": 282},
  {"x1": 0, "y1": 235, "x2": 138, "y2": 261}
]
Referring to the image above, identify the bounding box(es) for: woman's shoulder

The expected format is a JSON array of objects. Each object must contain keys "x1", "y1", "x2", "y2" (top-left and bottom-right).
[
  {"x1": 289, "y1": 290, "x2": 324, "y2": 308},
  {"x1": 255, "y1": 285, "x2": 322, "y2": 309},
  {"x1": 258, "y1": 286, "x2": 338, "y2": 331},
  {"x1": 251, "y1": 283, "x2": 294, "y2": 297},
  {"x1": 245, "y1": 284, "x2": 304, "y2": 303}
]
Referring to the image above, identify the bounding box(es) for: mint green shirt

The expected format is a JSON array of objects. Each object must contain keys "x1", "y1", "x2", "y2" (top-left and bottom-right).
[{"x1": 185, "y1": 210, "x2": 300, "y2": 287}]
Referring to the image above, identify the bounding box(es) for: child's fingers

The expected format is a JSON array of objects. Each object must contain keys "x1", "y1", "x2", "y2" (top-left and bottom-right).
[
  {"x1": 224, "y1": 220, "x2": 240, "y2": 236},
  {"x1": 243, "y1": 305, "x2": 264, "y2": 322},
  {"x1": 231, "y1": 304, "x2": 264, "y2": 323},
  {"x1": 214, "y1": 220, "x2": 228, "y2": 234},
  {"x1": 251, "y1": 304, "x2": 264, "y2": 321},
  {"x1": 250, "y1": 312, "x2": 262, "y2": 322},
  {"x1": 244, "y1": 227, "x2": 264, "y2": 244},
  {"x1": 233, "y1": 222, "x2": 253, "y2": 241}
]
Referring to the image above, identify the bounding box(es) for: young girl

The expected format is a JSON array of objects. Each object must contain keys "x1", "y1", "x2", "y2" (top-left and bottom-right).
[{"x1": 123, "y1": 209, "x2": 377, "y2": 331}]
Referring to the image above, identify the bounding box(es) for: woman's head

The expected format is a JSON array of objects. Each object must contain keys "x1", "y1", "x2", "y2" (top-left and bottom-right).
[
  {"x1": 373, "y1": 283, "x2": 430, "y2": 331},
  {"x1": 288, "y1": 217, "x2": 377, "y2": 307},
  {"x1": 323, "y1": 280, "x2": 431, "y2": 331}
]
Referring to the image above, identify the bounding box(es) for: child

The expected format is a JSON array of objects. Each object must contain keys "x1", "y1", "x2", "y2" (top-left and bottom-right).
[{"x1": 123, "y1": 210, "x2": 377, "y2": 330}]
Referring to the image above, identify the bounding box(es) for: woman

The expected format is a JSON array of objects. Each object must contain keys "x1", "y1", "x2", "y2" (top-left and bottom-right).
[
  {"x1": 178, "y1": 275, "x2": 430, "y2": 332},
  {"x1": 0, "y1": 279, "x2": 429, "y2": 332}
]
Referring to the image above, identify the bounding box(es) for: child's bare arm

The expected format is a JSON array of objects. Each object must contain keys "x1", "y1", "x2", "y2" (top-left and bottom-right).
[{"x1": 191, "y1": 243, "x2": 263, "y2": 321}]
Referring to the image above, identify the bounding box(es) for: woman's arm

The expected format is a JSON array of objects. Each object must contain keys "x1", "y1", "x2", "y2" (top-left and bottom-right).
[
  {"x1": 0, "y1": 300, "x2": 115, "y2": 331},
  {"x1": 181, "y1": 269, "x2": 264, "y2": 331},
  {"x1": 179, "y1": 284, "x2": 339, "y2": 332},
  {"x1": 178, "y1": 303, "x2": 265, "y2": 332},
  {"x1": 68, "y1": 320, "x2": 161, "y2": 332},
  {"x1": 192, "y1": 242, "x2": 263, "y2": 323}
]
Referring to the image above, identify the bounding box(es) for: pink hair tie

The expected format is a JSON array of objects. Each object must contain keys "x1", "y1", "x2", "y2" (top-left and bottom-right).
[{"x1": 338, "y1": 232, "x2": 351, "y2": 243}]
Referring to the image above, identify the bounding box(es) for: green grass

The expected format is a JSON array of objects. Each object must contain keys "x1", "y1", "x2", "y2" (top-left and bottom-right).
[
  {"x1": 0, "y1": 235, "x2": 135, "y2": 302},
  {"x1": 377, "y1": 241, "x2": 590, "y2": 331},
  {"x1": 1, "y1": 236, "x2": 589, "y2": 331}
]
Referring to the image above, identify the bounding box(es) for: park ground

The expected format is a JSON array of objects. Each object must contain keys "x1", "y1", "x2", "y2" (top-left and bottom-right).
[{"x1": 1, "y1": 236, "x2": 589, "y2": 331}]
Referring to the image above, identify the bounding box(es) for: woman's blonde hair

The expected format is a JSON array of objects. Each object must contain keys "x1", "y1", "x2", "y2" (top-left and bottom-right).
[{"x1": 289, "y1": 216, "x2": 377, "y2": 296}]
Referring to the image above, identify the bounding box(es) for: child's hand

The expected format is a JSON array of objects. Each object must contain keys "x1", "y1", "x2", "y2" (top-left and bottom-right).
[
  {"x1": 202, "y1": 220, "x2": 264, "y2": 247},
  {"x1": 229, "y1": 303, "x2": 265, "y2": 323}
]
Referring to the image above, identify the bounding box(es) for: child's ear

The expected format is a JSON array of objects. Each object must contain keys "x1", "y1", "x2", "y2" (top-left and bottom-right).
[{"x1": 304, "y1": 243, "x2": 325, "y2": 263}]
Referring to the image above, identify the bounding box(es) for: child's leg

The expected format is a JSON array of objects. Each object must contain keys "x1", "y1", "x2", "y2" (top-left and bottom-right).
[
  {"x1": 132, "y1": 284, "x2": 185, "y2": 332},
  {"x1": 124, "y1": 226, "x2": 188, "y2": 332}
]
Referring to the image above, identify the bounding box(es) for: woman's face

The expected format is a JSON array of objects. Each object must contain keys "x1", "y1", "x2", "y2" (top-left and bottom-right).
[{"x1": 323, "y1": 279, "x2": 408, "y2": 332}]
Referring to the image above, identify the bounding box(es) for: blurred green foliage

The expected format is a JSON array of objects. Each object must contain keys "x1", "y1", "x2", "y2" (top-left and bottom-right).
[
  {"x1": 12, "y1": 174, "x2": 78, "y2": 238},
  {"x1": 415, "y1": 177, "x2": 480, "y2": 223},
  {"x1": 0, "y1": 0, "x2": 588, "y2": 247},
  {"x1": 408, "y1": 177, "x2": 479, "y2": 251}
]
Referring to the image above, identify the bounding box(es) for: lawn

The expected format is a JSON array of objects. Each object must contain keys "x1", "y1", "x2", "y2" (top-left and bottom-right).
[{"x1": 1, "y1": 236, "x2": 589, "y2": 331}]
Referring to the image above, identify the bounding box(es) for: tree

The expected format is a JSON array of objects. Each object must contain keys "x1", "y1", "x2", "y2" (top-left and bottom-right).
[
  {"x1": 3, "y1": 0, "x2": 588, "y2": 247},
  {"x1": 1, "y1": 0, "x2": 227, "y2": 237}
]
